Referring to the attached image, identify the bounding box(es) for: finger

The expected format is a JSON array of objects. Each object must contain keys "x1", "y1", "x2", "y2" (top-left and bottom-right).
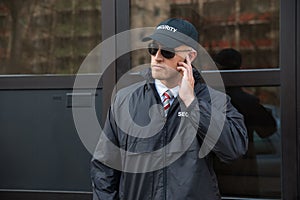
[
  {"x1": 177, "y1": 67, "x2": 193, "y2": 84},
  {"x1": 177, "y1": 66, "x2": 187, "y2": 74},
  {"x1": 177, "y1": 66, "x2": 189, "y2": 78},
  {"x1": 184, "y1": 55, "x2": 193, "y2": 77},
  {"x1": 185, "y1": 54, "x2": 191, "y2": 66},
  {"x1": 177, "y1": 64, "x2": 188, "y2": 76},
  {"x1": 180, "y1": 63, "x2": 192, "y2": 74}
]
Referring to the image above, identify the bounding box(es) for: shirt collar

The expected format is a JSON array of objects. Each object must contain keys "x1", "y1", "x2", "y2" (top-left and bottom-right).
[{"x1": 155, "y1": 79, "x2": 179, "y2": 98}]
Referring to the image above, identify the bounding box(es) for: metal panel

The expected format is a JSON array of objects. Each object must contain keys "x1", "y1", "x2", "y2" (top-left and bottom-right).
[
  {"x1": 0, "y1": 69, "x2": 280, "y2": 90},
  {"x1": 0, "y1": 190, "x2": 92, "y2": 200},
  {"x1": 0, "y1": 75, "x2": 103, "y2": 90},
  {"x1": 0, "y1": 89, "x2": 102, "y2": 193},
  {"x1": 202, "y1": 69, "x2": 280, "y2": 87}
]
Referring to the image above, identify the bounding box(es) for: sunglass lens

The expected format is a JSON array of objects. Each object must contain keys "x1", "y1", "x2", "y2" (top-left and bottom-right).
[
  {"x1": 147, "y1": 43, "x2": 175, "y2": 59},
  {"x1": 148, "y1": 47, "x2": 158, "y2": 56},
  {"x1": 161, "y1": 49, "x2": 175, "y2": 59}
]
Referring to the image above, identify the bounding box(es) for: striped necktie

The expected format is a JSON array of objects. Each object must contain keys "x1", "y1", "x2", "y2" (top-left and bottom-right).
[{"x1": 163, "y1": 90, "x2": 173, "y2": 116}]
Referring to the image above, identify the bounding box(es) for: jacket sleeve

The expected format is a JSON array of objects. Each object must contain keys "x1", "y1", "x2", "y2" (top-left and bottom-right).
[
  {"x1": 183, "y1": 87, "x2": 248, "y2": 163},
  {"x1": 91, "y1": 107, "x2": 121, "y2": 200}
]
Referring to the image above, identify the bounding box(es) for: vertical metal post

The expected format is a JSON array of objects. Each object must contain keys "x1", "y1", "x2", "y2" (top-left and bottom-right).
[
  {"x1": 101, "y1": 0, "x2": 131, "y2": 121},
  {"x1": 280, "y1": 0, "x2": 298, "y2": 199},
  {"x1": 297, "y1": 0, "x2": 300, "y2": 197},
  {"x1": 116, "y1": 0, "x2": 131, "y2": 81},
  {"x1": 101, "y1": 0, "x2": 116, "y2": 121}
]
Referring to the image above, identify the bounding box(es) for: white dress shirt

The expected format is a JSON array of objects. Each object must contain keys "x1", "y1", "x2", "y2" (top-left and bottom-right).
[{"x1": 154, "y1": 79, "x2": 179, "y2": 105}]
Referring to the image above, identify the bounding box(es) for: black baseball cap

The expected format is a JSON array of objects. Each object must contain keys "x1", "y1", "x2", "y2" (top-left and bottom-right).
[{"x1": 142, "y1": 18, "x2": 199, "y2": 50}]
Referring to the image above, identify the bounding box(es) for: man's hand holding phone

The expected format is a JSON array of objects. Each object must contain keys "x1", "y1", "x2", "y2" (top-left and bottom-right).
[{"x1": 177, "y1": 55, "x2": 195, "y2": 107}]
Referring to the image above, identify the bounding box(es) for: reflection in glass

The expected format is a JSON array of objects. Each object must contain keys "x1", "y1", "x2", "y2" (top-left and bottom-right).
[
  {"x1": 0, "y1": 0, "x2": 101, "y2": 74},
  {"x1": 214, "y1": 86, "x2": 281, "y2": 198},
  {"x1": 131, "y1": 0, "x2": 279, "y2": 70},
  {"x1": 213, "y1": 48, "x2": 281, "y2": 198}
]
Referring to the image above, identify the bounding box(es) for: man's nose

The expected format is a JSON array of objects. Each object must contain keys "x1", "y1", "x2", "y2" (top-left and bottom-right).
[{"x1": 154, "y1": 49, "x2": 164, "y2": 61}]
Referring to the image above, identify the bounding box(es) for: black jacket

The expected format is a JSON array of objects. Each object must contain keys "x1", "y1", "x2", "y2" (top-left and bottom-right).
[{"x1": 91, "y1": 69, "x2": 248, "y2": 200}]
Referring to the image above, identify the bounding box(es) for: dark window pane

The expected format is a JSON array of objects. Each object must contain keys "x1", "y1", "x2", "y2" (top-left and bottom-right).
[
  {"x1": 214, "y1": 86, "x2": 281, "y2": 198},
  {"x1": 131, "y1": 0, "x2": 279, "y2": 70},
  {"x1": 0, "y1": 0, "x2": 101, "y2": 74}
]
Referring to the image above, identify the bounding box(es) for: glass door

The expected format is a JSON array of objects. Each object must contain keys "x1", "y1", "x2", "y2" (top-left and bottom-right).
[{"x1": 129, "y1": 0, "x2": 281, "y2": 199}]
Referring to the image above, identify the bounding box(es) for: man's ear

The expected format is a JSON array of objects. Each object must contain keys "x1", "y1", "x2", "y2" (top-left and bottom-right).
[{"x1": 189, "y1": 51, "x2": 197, "y2": 62}]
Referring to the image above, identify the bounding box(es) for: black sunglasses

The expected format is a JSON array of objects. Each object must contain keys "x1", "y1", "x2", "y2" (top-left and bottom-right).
[{"x1": 148, "y1": 43, "x2": 192, "y2": 59}]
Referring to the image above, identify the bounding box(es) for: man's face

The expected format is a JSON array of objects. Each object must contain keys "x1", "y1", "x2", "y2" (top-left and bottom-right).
[{"x1": 150, "y1": 42, "x2": 191, "y2": 85}]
